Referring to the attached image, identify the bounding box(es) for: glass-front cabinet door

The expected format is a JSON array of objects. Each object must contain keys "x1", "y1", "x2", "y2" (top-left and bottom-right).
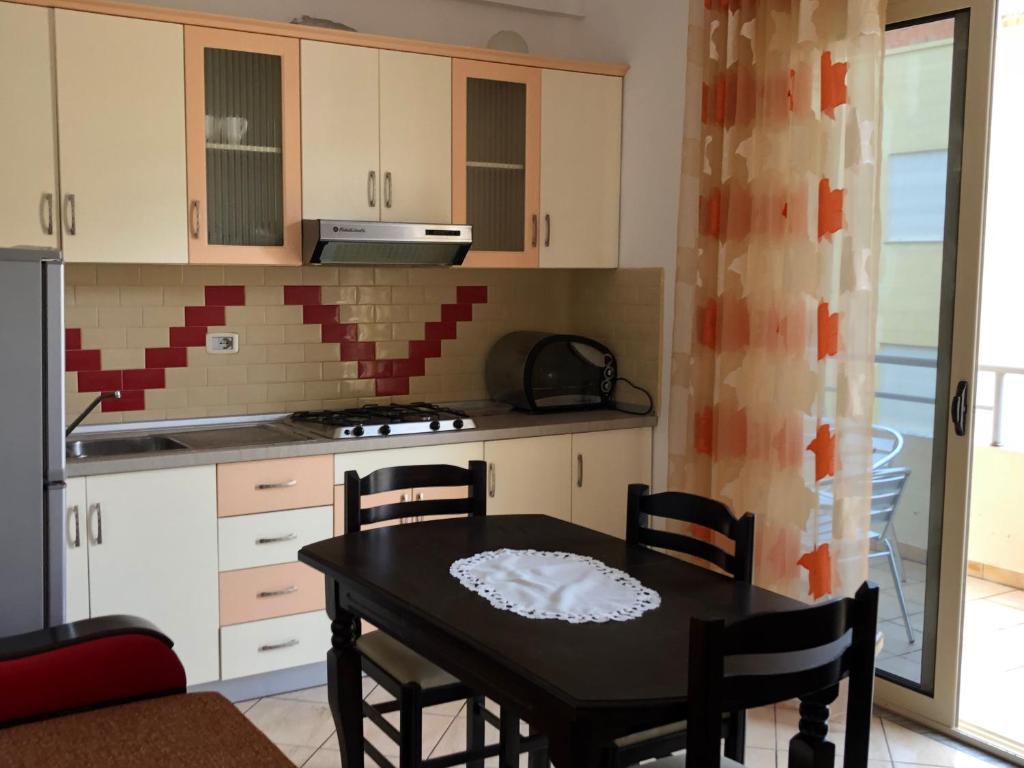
[
  {"x1": 184, "y1": 27, "x2": 301, "y2": 265},
  {"x1": 452, "y1": 60, "x2": 540, "y2": 267}
]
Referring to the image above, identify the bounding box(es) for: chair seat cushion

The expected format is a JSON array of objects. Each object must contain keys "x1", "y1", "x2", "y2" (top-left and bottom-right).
[
  {"x1": 357, "y1": 630, "x2": 458, "y2": 689},
  {"x1": 647, "y1": 755, "x2": 745, "y2": 768},
  {"x1": 0, "y1": 692, "x2": 291, "y2": 768}
]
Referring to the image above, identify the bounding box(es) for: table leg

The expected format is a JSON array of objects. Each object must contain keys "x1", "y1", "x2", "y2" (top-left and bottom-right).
[
  {"x1": 326, "y1": 580, "x2": 363, "y2": 767},
  {"x1": 788, "y1": 685, "x2": 839, "y2": 768},
  {"x1": 547, "y1": 721, "x2": 602, "y2": 768}
]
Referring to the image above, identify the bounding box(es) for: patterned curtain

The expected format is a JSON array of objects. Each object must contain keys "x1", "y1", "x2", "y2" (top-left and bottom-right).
[{"x1": 669, "y1": 0, "x2": 886, "y2": 601}]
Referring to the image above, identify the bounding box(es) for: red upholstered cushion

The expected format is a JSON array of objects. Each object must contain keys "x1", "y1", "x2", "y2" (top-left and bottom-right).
[{"x1": 0, "y1": 634, "x2": 185, "y2": 726}]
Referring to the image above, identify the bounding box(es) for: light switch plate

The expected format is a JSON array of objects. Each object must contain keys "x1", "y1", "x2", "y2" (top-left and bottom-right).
[{"x1": 206, "y1": 333, "x2": 239, "y2": 354}]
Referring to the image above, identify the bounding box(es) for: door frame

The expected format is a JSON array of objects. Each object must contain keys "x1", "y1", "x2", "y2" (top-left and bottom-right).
[{"x1": 874, "y1": 0, "x2": 996, "y2": 732}]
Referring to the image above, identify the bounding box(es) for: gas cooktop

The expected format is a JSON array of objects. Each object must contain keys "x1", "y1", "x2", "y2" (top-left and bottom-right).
[{"x1": 289, "y1": 403, "x2": 475, "y2": 439}]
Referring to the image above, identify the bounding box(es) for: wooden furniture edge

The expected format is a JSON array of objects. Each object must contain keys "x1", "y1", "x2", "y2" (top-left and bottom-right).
[{"x1": 10, "y1": 0, "x2": 629, "y2": 76}]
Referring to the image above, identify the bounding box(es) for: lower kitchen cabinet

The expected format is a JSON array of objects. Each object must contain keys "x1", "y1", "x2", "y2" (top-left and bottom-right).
[
  {"x1": 64, "y1": 466, "x2": 220, "y2": 685},
  {"x1": 570, "y1": 428, "x2": 652, "y2": 538},
  {"x1": 484, "y1": 435, "x2": 572, "y2": 520},
  {"x1": 221, "y1": 610, "x2": 330, "y2": 680}
]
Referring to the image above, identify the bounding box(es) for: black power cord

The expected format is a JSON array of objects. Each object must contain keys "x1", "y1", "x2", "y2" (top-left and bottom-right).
[{"x1": 611, "y1": 376, "x2": 654, "y2": 416}]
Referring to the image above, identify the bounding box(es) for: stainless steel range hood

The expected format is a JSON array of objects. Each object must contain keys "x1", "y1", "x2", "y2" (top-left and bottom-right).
[{"x1": 303, "y1": 220, "x2": 472, "y2": 266}]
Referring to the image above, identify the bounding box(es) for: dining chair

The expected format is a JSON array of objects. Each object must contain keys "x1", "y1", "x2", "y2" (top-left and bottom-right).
[
  {"x1": 643, "y1": 581, "x2": 880, "y2": 768},
  {"x1": 344, "y1": 461, "x2": 547, "y2": 768},
  {"x1": 610, "y1": 485, "x2": 755, "y2": 767}
]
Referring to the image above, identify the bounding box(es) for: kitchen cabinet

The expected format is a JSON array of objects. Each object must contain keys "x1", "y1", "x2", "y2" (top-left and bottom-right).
[
  {"x1": 301, "y1": 44, "x2": 451, "y2": 224},
  {"x1": 484, "y1": 435, "x2": 571, "y2": 520},
  {"x1": 0, "y1": 3, "x2": 59, "y2": 249},
  {"x1": 379, "y1": 50, "x2": 452, "y2": 223},
  {"x1": 300, "y1": 41, "x2": 380, "y2": 221},
  {"x1": 68, "y1": 466, "x2": 220, "y2": 685},
  {"x1": 539, "y1": 69, "x2": 622, "y2": 268},
  {"x1": 452, "y1": 59, "x2": 541, "y2": 267},
  {"x1": 54, "y1": 10, "x2": 187, "y2": 263},
  {"x1": 570, "y1": 428, "x2": 651, "y2": 538},
  {"x1": 184, "y1": 27, "x2": 301, "y2": 265},
  {"x1": 64, "y1": 477, "x2": 89, "y2": 623}
]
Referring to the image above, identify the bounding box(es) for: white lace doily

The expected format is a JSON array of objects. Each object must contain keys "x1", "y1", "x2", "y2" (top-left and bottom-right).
[{"x1": 449, "y1": 548, "x2": 661, "y2": 623}]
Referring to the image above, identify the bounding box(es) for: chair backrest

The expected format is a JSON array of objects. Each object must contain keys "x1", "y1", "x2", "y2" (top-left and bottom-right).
[
  {"x1": 343, "y1": 461, "x2": 488, "y2": 534},
  {"x1": 626, "y1": 485, "x2": 755, "y2": 583},
  {"x1": 686, "y1": 582, "x2": 879, "y2": 768},
  {"x1": 817, "y1": 466, "x2": 911, "y2": 541},
  {"x1": 871, "y1": 425, "x2": 905, "y2": 470}
]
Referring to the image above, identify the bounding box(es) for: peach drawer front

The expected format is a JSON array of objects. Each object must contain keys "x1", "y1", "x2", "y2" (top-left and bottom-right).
[
  {"x1": 218, "y1": 455, "x2": 333, "y2": 517},
  {"x1": 219, "y1": 561, "x2": 324, "y2": 626}
]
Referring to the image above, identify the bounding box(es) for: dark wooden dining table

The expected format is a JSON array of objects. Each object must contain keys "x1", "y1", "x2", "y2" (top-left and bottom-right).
[{"x1": 298, "y1": 514, "x2": 812, "y2": 768}]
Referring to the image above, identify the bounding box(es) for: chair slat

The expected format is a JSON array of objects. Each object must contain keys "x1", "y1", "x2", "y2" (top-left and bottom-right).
[
  {"x1": 363, "y1": 498, "x2": 476, "y2": 526},
  {"x1": 637, "y1": 528, "x2": 735, "y2": 573},
  {"x1": 721, "y1": 598, "x2": 851, "y2": 656},
  {"x1": 361, "y1": 464, "x2": 475, "y2": 495},
  {"x1": 637, "y1": 491, "x2": 739, "y2": 536}
]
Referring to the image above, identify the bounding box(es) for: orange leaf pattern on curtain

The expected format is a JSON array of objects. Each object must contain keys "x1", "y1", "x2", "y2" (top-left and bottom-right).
[{"x1": 668, "y1": 0, "x2": 885, "y2": 601}]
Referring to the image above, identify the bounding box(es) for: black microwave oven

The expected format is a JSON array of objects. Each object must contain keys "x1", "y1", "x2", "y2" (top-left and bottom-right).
[{"x1": 485, "y1": 331, "x2": 617, "y2": 412}]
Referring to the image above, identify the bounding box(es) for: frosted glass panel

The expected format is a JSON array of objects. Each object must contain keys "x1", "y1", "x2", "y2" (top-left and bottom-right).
[
  {"x1": 204, "y1": 48, "x2": 283, "y2": 246},
  {"x1": 465, "y1": 77, "x2": 526, "y2": 252}
]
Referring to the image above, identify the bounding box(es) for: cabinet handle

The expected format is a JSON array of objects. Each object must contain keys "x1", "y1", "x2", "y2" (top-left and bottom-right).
[
  {"x1": 255, "y1": 533, "x2": 297, "y2": 545},
  {"x1": 576, "y1": 454, "x2": 583, "y2": 488},
  {"x1": 544, "y1": 214, "x2": 551, "y2": 247},
  {"x1": 68, "y1": 505, "x2": 81, "y2": 549},
  {"x1": 64, "y1": 194, "x2": 76, "y2": 236},
  {"x1": 257, "y1": 586, "x2": 298, "y2": 599},
  {"x1": 531, "y1": 214, "x2": 538, "y2": 248},
  {"x1": 488, "y1": 463, "x2": 496, "y2": 498},
  {"x1": 259, "y1": 638, "x2": 299, "y2": 652},
  {"x1": 255, "y1": 479, "x2": 297, "y2": 490},
  {"x1": 190, "y1": 200, "x2": 201, "y2": 239},
  {"x1": 368, "y1": 170, "x2": 377, "y2": 207},
  {"x1": 415, "y1": 492, "x2": 424, "y2": 501},
  {"x1": 88, "y1": 502, "x2": 103, "y2": 545},
  {"x1": 41, "y1": 193, "x2": 54, "y2": 236},
  {"x1": 384, "y1": 171, "x2": 392, "y2": 208},
  {"x1": 400, "y1": 493, "x2": 409, "y2": 503}
]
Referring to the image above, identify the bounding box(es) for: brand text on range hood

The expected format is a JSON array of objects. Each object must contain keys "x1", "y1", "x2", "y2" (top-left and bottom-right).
[{"x1": 303, "y1": 220, "x2": 472, "y2": 266}]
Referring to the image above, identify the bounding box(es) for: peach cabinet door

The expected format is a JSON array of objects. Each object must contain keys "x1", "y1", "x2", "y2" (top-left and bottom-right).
[
  {"x1": 219, "y1": 561, "x2": 324, "y2": 626},
  {"x1": 453, "y1": 59, "x2": 541, "y2": 268},
  {"x1": 301, "y1": 40, "x2": 380, "y2": 221},
  {"x1": 0, "y1": 4, "x2": 59, "y2": 249},
  {"x1": 570, "y1": 428, "x2": 652, "y2": 539},
  {"x1": 85, "y1": 467, "x2": 219, "y2": 685},
  {"x1": 483, "y1": 434, "x2": 572, "y2": 520},
  {"x1": 217, "y1": 455, "x2": 334, "y2": 517},
  {"x1": 54, "y1": 10, "x2": 187, "y2": 263},
  {"x1": 379, "y1": 50, "x2": 452, "y2": 224},
  {"x1": 539, "y1": 69, "x2": 622, "y2": 269},
  {"x1": 184, "y1": 26, "x2": 301, "y2": 265}
]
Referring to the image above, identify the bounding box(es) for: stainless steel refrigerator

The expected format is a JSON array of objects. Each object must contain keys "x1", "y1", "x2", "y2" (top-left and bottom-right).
[{"x1": 0, "y1": 247, "x2": 65, "y2": 636}]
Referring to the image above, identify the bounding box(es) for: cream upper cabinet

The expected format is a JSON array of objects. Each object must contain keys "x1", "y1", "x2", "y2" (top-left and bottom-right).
[
  {"x1": 379, "y1": 50, "x2": 452, "y2": 223},
  {"x1": 85, "y1": 466, "x2": 219, "y2": 685},
  {"x1": 54, "y1": 10, "x2": 187, "y2": 263},
  {"x1": 64, "y1": 477, "x2": 89, "y2": 624},
  {"x1": 301, "y1": 41, "x2": 380, "y2": 220},
  {"x1": 0, "y1": 4, "x2": 59, "y2": 249},
  {"x1": 484, "y1": 435, "x2": 572, "y2": 520},
  {"x1": 570, "y1": 428, "x2": 651, "y2": 538},
  {"x1": 540, "y1": 69, "x2": 622, "y2": 268}
]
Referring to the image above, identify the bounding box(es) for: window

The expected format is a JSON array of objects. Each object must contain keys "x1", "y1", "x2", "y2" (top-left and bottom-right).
[{"x1": 886, "y1": 150, "x2": 949, "y2": 242}]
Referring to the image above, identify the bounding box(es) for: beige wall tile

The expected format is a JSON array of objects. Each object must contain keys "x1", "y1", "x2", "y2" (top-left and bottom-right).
[
  {"x1": 247, "y1": 364, "x2": 287, "y2": 384},
  {"x1": 390, "y1": 286, "x2": 424, "y2": 304},
  {"x1": 266, "y1": 344, "x2": 305, "y2": 363},
  {"x1": 284, "y1": 324, "x2": 321, "y2": 344},
  {"x1": 95, "y1": 264, "x2": 140, "y2": 286},
  {"x1": 267, "y1": 382, "x2": 305, "y2": 401},
  {"x1": 81, "y1": 328, "x2": 127, "y2": 349},
  {"x1": 357, "y1": 287, "x2": 390, "y2": 305},
  {"x1": 299, "y1": 266, "x2": 339, "y2": 286},
  {"x1": 321, "y1": 286, "x2": 358, "y2": 305},
  {"x1": 263, "y1": 267, "x2": 305, "y2": 286},
  {"x1": 340, "y1": 379, "x2": 375, "y2": 398},
  {"x1": 139, "y1": 265, "x2": 184, "y2": 286},
  {"x1": 146, "y1": 389, "x2": 189, "y2": 409},
  {"x1": 246, "y1": 286, "x2": 285, "y2": 306},
  {"x1": 374, "y1": 268, "x2": 408, "y2": 286},
  {"x1": 323, "y1": 361, "x2": 358, "y2": 380},
  {"x1": 119, "y1": 286, "x2": 164, "y2": 306},
  {"x1": 338, "y1": 267, "x2": 374, "y2": 286},
  {"x1": 188, "y1": 386, "x2": 228, "y2": 406},
  {"x1": 286, "y1": 362, "x2": 322, "y2": 382},
  {"x1": 303, "y1": 343, "x2": 340, "y2": 362},
  {"x1": 408, "y1": 305, "x2": 441, "y2": 322},
  {"x1": 181, "y1": 266, "x2": 225, "y2": 286},
  {"x1": 376, "y1": 341, "x2": 408, "y2": 360},
  {"x1": 75, "y1": 286, "x2": 120, "y2": 306},
  {"x1": 162, "y1": 286, "x2": 204, "y2": 307},
  {"x1": 246, "y1": 325, "x2": 286, "y2": 345},
  {"x1": 143, "y1": 306, "x2": 184, "y2": 328},
  {"x1": 374, "y1": 305, "x2": 408, "y2": 323},
  {"x1": 66, "y1": 307, "x2": 98, "y2": 329},
  {"x1": 265, "y1": 305, "x2": 303, "y2": 325},
  {"x1": 208, "y1": 367, "x2": 248, "y2": 386},
  {"x1": 225, "y1": 306, "x2": 267, "y2": 326},
  {"x1": 338, "y1": 305, "x2": 374, "y2": 323},
  {"x1": 392, "y1": 322, "x2": 425, "y2": 341},
  {"x1": 65, "y1": 264, "x2": 97, "y2": 286},
  {"x1": 304, "y1": 380, "x2": 341, "y2": 399},
  {"x1": 125, "y1": 327, "x2": 169, "y2": 348},
  {"x1": 166, "y1": 367, "x2": 208, "y2": 388},
  {"x1": 222, "y1": 266, "x2": 266, "y2": 285},
  {"x1": 228, "y1": 383, "x2": 268, "y2": 404},
  {"x1": 101, "y1": 349, "x2": 145, "y2": 369},
  {"x1": 357, "y1": 323, "x2": 391, "y2": 342}
]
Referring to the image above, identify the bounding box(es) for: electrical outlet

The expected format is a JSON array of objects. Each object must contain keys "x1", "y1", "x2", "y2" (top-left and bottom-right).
[{"x1": 206, "y1": 333, "x2": 239, "y2": 354}]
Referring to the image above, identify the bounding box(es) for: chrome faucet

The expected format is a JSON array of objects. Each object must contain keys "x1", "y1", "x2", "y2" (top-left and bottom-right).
[{"x1": 66, "y1": 391, "x2": 122, "y2": 437}]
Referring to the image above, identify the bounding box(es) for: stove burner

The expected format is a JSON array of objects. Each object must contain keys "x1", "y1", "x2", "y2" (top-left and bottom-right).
[{"x1": 290, "y1": 403, "x2": 475, "y2": 439}]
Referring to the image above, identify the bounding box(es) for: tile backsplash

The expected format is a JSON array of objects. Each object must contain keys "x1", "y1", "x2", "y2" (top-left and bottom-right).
[{"x1": 64, "y1": 264, "x2": 662, "y2": 426}]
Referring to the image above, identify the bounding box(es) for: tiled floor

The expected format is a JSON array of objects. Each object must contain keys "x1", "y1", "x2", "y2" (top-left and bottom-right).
[
  {"x1": 872, "y1": 557, "x2": 927, "y2": 684},
  {"x1": 239, "y1": 680, "x2": 1018, "y2": 767}
]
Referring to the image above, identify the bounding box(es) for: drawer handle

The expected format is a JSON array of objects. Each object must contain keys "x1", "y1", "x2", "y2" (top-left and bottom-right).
[
  {"x1": 257, "y1": 586, "x2": 298, "y2": 599},
  {"x1": 259, "y1": 639, "x2": 299, "y2": 653},
  {"x1": 255, "y1": 479, "x2": 297, "y2": 490},
  {"x1": 255, "y1": 533, "x2": 298, "y2": 545}
]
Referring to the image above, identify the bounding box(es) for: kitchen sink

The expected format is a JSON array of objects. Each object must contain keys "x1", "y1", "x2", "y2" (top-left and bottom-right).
[
  {"x1": 166, "y1": 423, "x2": 313, "y2": 450},
  {"x1": 66, "y1": 435, "x2": 189, "y2": 460}
]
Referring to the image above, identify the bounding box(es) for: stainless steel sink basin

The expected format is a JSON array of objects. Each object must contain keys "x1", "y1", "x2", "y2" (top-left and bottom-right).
[
  {"x1": 66, "y1": 435, "x2": 188, "y2": 460},
  {"x1": 167, "y1": 423, "x2": 313, "y2": 450}
]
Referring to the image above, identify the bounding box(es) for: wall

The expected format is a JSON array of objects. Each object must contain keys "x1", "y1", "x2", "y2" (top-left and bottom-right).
[
  {"x1": 64, "y1": 264, "x2": 662, "y2": 425},
  {"x1": 118, "y1": 0, "x2": 688, "y2": 486}
]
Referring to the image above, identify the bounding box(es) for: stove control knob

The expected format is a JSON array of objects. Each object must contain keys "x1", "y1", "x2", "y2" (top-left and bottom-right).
[
  {"x1": 429, "y1": 420, "x2": 441, "y2": 431},
  {"x1": 453, "y1": 418, "x2": 464, "y2": 430},
  {"x1": 352, "y1": 425, "x2": 364, "y2": 437},
  {"x1": 378, "y1": 424, "x2": 391, "y2": 436}
]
